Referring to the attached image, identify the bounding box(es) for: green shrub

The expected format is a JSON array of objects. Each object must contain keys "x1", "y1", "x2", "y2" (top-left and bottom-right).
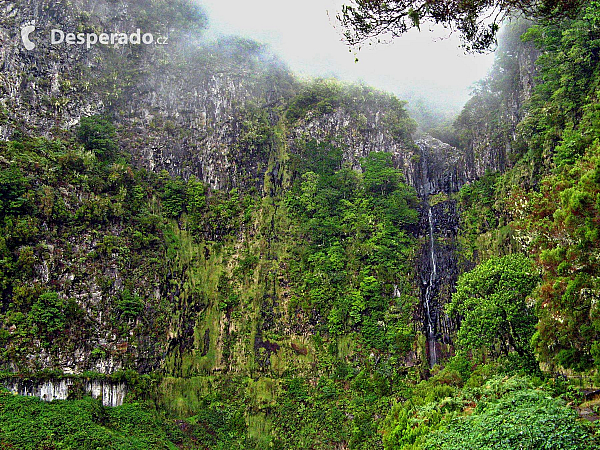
[{"x1": 77, "y1": 115, "x2": 118, "y2": 161}]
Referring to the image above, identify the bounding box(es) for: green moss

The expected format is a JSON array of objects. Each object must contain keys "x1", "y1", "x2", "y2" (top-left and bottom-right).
[{"x1": 429, "y1": 192, "x2": 449, "y2": 206}]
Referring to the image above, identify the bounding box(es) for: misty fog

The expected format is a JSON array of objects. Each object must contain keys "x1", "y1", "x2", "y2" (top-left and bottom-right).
[{"x1": 196, "y1": 0, "x2": 497, "y2": 124}]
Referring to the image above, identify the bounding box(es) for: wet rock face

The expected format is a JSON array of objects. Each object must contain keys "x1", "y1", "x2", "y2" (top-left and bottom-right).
[
  {"x1": 0, "y1": 0, "x2": 294, "y2": 190},
  {"x1": 407, "y1": 136, "x2": 465, "y2": 364},
  {"x1": 405, "y1": 36, "x2": 540, "y2": 365},
  {"x1": 407, "y1": 135, "x2": 469, "y2": 196},
  {"x1": 1, "y1": 378, "x2": 127, "y2": 406},
  {"x1": 419, "y1": 200, "x2": 460, "y2": 360}
]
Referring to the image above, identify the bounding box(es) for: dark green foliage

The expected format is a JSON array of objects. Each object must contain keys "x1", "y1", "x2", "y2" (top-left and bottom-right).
[
  {"x1": 199, "y1": 188, "x2": 255, "y2": 241},
  {"x1": 286, "y1": 80, "x2": 416, "y2": 143},
  {"x1": 186, "y1": 175, "x2": 206, "y2": 226},
  {"x1": 520, "y1": 4, "x2": 600, "y2": 168},
  {"x1": 287, "y1": 139, "x2": 418, "y2": 352},
  {"x1": 286, "y1": 79, "x2": 342, "y2": 121},
  {"x1": 115, "y1": 289, "x2": 144, "y2": 320},
  {"x1": 77, "y1": 115, "x2": 119, "y2": 161},
  {"x1": 454, "y1": 20, "x2": 534, "y2": 165},
  {"x1": 522, "y1": 3, "x2": 600, "y2": 370},
  {"x1": 447, "y1": 254, "x2": 539, "y2": 362},
  {"x1": 457, "y1": 171, "x2": 500, "y2": 231},
  {"x1": 339, "y1": 0, "x2": 584, "y2": 52},
  {"x1": 0, "y1": 135, "x2": 178, "y2": 368},
  {"x1": 3, "y1": 3, "x2": 600, "y2": 446},
  {"x1": 270, "y1": 371, "x2": 396, "y2": 449},
  {"x1": 453, "y1": 2, "x2": 600, "y2": 372},
  {"x1": 27, "y1": 291, "x2": 65, "y2": 343},
  {"x1": 362, "y1": 152, "x2": 402, "y2": 196},
  {"x1": 0, "y1": 390, "x2": 180, "y2": 449},
  {"x1": 423, "y1": 389, "x2": 593, "y2": 449},
  {"x1": 0, "y1": 165, "x2": 29, "y2": 218},
  {"x1": 90, "y1": 397, "x2": 109, "y2": 425},
  {"x1": 160, "y1": 173, "x2": 187, "y2": 218},
  {"x1": 381, "y1": 375, "x2": 596, "y2": 450}
]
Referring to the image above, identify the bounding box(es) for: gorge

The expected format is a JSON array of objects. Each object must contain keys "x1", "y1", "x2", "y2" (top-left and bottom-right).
[{"x1": 0, "y1": 1, "x2": 598, "y2": 449}]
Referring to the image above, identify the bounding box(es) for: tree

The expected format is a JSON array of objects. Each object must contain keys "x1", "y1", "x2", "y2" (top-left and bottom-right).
[
  {"x1": 362, "y1": 152, "x2": 401, "y2": 196},
  {"x1": 160, "y1": 176, "x2": 186, "y2": 218},
  {"x1": 77, "y1": 115, "x2": 118, "y2": 161},
  {"x1": 28, "y1": 291, "x2": 65, "y2": 342},
  {"x1": 116, "y1": 289, "x2": 144, "y2": 320},
  {"x1": 423, "y1": 380, "x2": 593, "y2": 450},
  {"x1": 0, "y1": 165, "x2": 28, "y2": 218},
  {"x1": 338, "y1": 0, "x2": 585, "y2": 52},
  {"x1": 446, "y1": 254, "x2": 539, "y2": 358}
]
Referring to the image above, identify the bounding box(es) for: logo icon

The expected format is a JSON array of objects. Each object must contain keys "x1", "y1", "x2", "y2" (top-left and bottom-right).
[{"x1": 21, "y1": 21, "x2": 36, "y2": 50}]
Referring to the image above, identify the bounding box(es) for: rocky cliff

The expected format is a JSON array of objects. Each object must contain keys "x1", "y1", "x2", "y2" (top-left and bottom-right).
[
  {"x1": 454, "y1": 20, "x2": 540, "y2": 177},
  {"x1": 0, "y1": 0, "x2": 539, "y2": 398}
]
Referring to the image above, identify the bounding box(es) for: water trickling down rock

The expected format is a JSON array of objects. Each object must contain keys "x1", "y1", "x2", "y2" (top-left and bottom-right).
[{"x1": 1, "y1": 378, "x2": 127, "y2": 407}]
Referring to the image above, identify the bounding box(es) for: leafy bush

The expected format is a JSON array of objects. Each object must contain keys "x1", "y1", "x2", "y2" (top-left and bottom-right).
[
  {"x1": 381, "y1": 376, "x2": 597, "y2": 450},
  {"x1": 27, "y1": 291, "x2": 65, "y2": 343},
  {"x1": 77, "y1": 115, "x2": 118, "y2": 161},
  {"x1": 160, "y1": 174, "x2": 187, "y2": 218},
  {"x1": 447, "y1": 254, "x2": 539, "y2": 365},
  {"x1": 115, "y1": 289, "x2": 144, "y2": 320},
  {"x1": 0, "y1": 165, "x2": 29, "y2": 218},
  {"x1": 423, "y1": 388, "x2": 594, "y2": 449},
  {"x1": 0, "y1": 391, "x2": 179, "y2": 449}
]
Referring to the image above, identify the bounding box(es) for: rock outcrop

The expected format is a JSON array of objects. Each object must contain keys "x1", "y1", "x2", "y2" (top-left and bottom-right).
[
  {"x1": 2, "y1": 377, "x2": 126, "y2": 406},
  {"x1": 0, "y1": 0, "x2": 540, "y2": 384}
]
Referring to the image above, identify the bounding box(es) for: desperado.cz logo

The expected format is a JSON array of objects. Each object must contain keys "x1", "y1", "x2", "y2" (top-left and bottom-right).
[{"x1": 21, "y1": 21, "x2": 168, "y2": 50}]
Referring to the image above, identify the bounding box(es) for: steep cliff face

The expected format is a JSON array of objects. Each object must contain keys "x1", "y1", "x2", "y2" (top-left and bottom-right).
[
  {"x1": 0, "y1": 0, "x2": 297, "y2": 191},
  {"x1": 455, "y1": 20, "x2": 540, "y2": 177},
  {"x1": 404, "y1": 22, "x2": 542, "y2": 365},
  {"x1": 0, "y1": 0, "x2": 537, "y2": 400},
  {"x1": 2, "y1": 378, "x2": 126, "y2": 406},
  {"x1": 0, "y1": 1, "x2": 419, "y2": 381},
  {"x1": 407, "y1": 136, "x2": 464, "y2": 365}
]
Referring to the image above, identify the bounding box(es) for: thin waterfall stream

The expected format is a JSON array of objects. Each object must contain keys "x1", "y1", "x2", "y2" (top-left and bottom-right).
[{"x1": 425, "y1": 206, "x2": 438, "y2": 367}]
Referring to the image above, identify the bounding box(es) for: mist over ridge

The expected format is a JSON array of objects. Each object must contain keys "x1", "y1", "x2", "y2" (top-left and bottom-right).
[{"x1": 195, "y1": 0, "x2": 496, "y2": 122}]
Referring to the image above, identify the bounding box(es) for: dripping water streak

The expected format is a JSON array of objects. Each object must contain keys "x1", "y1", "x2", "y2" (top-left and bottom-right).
[{"x1": 425, "y1": 206, "x2": 437, "y2": 367}]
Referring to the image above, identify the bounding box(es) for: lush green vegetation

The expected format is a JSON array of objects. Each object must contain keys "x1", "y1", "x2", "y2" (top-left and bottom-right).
[
  {"x1": 381, "y1": 371, "x2": 595, "y2": 450},
  {"x1": 517, "y1": 3, "x2": 600, "y2": 372},
  {"x1": 3, "y1": 0, "x2": 600, "y2": 447},
  {"x1": 0, "y1": 388, "x2": 184, "y2": 449},
  {"x1": 447, "y1": 254, "x2": 539, "y2": 366},
  {"x1": 286, "y1": 143, "x2": 419, "y2": 353},
  {"x1": 451, "y1": 2, "x2": 600, "y2": 376}
]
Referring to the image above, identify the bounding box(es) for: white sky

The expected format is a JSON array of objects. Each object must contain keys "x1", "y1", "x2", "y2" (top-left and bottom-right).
[{"x1": 196, "y1": 0, "x2": 496, "y2": 114}]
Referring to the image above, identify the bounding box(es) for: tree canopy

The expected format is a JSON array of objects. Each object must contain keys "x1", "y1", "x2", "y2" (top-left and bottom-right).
[
  {"x1": 446, "y1": 254, "x2": 539, "y2": 359},
  {"x1": 338, "y1": 0, "x2": 585, "y2": 52}
]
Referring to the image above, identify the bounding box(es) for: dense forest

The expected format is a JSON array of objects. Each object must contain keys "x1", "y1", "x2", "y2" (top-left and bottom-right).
[{"x1": 0, "y1": 0, "x2": 600, "y2": 448}]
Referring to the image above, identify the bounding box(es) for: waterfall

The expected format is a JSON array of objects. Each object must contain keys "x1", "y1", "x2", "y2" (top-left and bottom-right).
[
  {"x1": 424, "y1": 206, "x2": 438, "y2": 367},
  {"x1": 412, "y1": 135, "x2": 464, "y2": 368}
]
